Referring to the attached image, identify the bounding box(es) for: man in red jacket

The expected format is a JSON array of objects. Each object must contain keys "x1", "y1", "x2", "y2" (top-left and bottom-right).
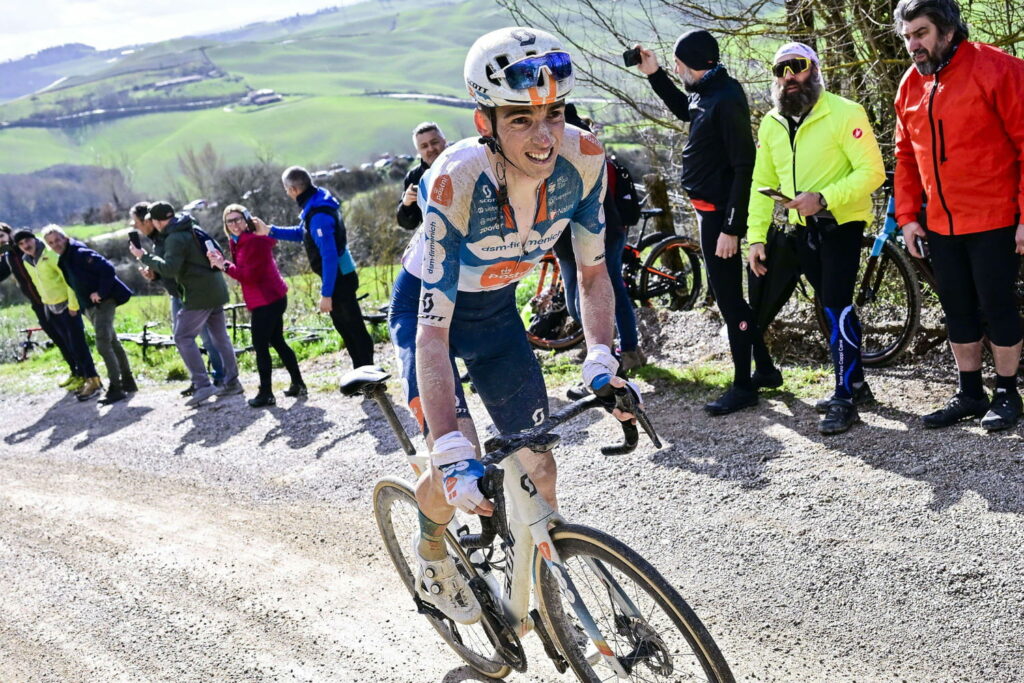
[{"x1": 894, "y1": 0, "x2": 1024, "y2": 432}]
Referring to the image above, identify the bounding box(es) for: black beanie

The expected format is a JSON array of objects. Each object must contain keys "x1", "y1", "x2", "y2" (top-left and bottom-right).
[
  {"x1": 673, "y1": 29, "x2": 719, "y2": 70},
  {"x1": 12, "y1": 229, "x2": 35, "y2": 244}
]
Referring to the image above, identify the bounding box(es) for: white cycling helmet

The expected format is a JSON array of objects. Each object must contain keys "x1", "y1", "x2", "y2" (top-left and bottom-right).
[{"x1": 464, "y1": 27, "x2": 575, "y2": 108}]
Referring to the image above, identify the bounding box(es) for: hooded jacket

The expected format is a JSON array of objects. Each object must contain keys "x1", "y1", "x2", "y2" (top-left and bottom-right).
[
  {"x1": 140, "y1": 214, "x2": 229, "y2": 310},
  {"x1": 57, "y1": 238, "x2": 132, "y2": 310},
  {"x1": 224, "y1": 232, "x2": 288, "y2": 310}
]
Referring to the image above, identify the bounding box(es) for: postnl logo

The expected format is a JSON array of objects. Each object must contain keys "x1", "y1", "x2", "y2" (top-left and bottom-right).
[
  {"x1": 580, "y1": 133, "x2": 602, "y2": 156},
  {"x1": 432, "y1": 174, "x2": 454, "y2": 206},
  {"x1": 480, "y1": 260, "x2": 534, "y2": 288}
]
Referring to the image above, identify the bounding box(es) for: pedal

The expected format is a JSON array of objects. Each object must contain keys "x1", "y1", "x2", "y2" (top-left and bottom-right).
[{"x1": 530, "y1": 608, "x2": 568, "y2": 674}]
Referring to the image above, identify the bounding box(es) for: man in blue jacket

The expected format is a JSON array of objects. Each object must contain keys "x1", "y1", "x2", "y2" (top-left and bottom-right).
[
  {"x1": 257, "y1": 166, "x2": 374, "y2": 370},
  {"x1": 44, "y1": 225, "x2": 136, "y2": 404}
]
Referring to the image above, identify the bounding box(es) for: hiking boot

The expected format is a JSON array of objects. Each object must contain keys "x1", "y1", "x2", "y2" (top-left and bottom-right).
[
  {"x1": 980, "y1": 390, "x2": 1022, "y2": 432},
  {"x1": 65, "y1": 376, "x2": 86, "y2": 392},
  {"x1": 704, "y1": 385, "x2": 758, "y2": 416},
  {"x1": 248, "y1": 392, "x2": 276, "y2": 408},
  {"x1": 620, "y1": 349, "x2": 647, "y2": 372},
  {"x1": 58, "y1": 373, "x2": 78, "y2": 388},
  {"x1": 922, "y1": 392, "x2": 989, "y2": 429},
  {"x1": 283, "y1": 382, "x2": 308, "y2": 398},
  {"x1": 216, "y1": 380, "x2": 245, "y2": 397},
  {"x1": 185, "y1": 384, "x2": 218, "y2": 407},
  {"x1": 121, "y1": 375, "x2": 139, "y2": 393},
  {"x1": 180, "y1": 384, "x2": 196, "y2": 397},
  {"x1": 76, "y1": 377, "x2": 103, "y2": 401},
  {"x1": 566, "y1": 382, "x2": 591, "y2": 401},
  {"x1": 751, "y1": 367, "x2": 784, "y2": 390},
  {"x1": 413, "y1": 535, "x2": 481, "y2": 625},
  {"x1": 98, "y1": 387, "x2": 127, "y2": 405},
  {"x1": 819, "y1": 399, "x2": 859, "y2": 434},
  {"x1": 815, "y1": 383, "x2": 875, "y2": 413}
]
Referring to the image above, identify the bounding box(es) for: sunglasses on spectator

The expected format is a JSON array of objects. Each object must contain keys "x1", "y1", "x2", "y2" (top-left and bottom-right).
[{"x1": 772, "y1": 57, "x2": 812, "y2": 78}]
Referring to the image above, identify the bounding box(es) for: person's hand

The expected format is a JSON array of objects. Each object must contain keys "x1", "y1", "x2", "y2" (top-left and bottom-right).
[
  {"x1": 207, "y1": 250, "x2": 226, "y2": 270},
  {"x1": 318, "y1": 295, "x2": 333, "y2": 313},
  {"x1": 432, "y1": 431, "x2": 493, "y2": 516},
  {"x1": 591, "y1": 374, "x2": 644, "y2": 423},
  {"x1": 139, "y1": 266, "x2": 156, "y2": 281},
  {"x1": 89, "y1": 292, "x2": 101, "y2": 304},
  {"x1": 748, "y1": 242, "x2": 768, "y2": 276},
  {"x1": 68, "y1": 308, "x2": 78, "y2": 317},
  {"x1": 402, "y1": 185, "x2": 418, "y2": 207},
  {"x1": 715, "y1": 233, "x2": 739, "y2": 259},
  {"x1": 582, "y1": 344, "x2": 619, "y2": 388},
  {"x1": 635, "y1": 44, "x2": 659, "y2": 76},
  {"x1": 128, "y1": 243, "x2": 145, "y2": 260},
  {"x1": 902, "y1": 221, "x2": 927, "y2": 258},
  {"x1": 1015, "y1": 224, "x2": 1024, "y2": 255},
  {"x1": 252, "y1": 217, "x2": 271, "y2": 236},
  {"x1": 784, "y1": 192, "x2": 825, "y2": 217}
]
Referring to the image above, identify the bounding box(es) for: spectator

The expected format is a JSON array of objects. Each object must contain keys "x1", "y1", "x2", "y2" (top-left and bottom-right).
[
  {"x1": 0, "y1": 222, "x2": 79, "y2": 388},
  {"x1": 894, "y1": 0, "x2": 1024, "y2": 432},
  {"x1": 130, "y1": 202, "x2": 226, "y2": 394},
  {"x1": 14, "y1": 229, "x2": 102, "y2": 400},
  {"x1": 632, "y1": 31, "x2": 781, "y2": 415},
  {"x1": 747, "y1": 42, "x2": 885, "y2": 434},
  {"x1": 256, "y1": 167, "x2": 374, "y2": 371},
  {"x1": 208, "y1": 204, "x2": 306, "y2": 407},
  {"x1": 396, "y1": 122, "x2": 448, "y2": 230},
  {"x1": 129, "y1": 201, "x2": 242, "y2": 406},
  {"x1": 44, "y1": 225, "x2": 136, "y2": 405}
]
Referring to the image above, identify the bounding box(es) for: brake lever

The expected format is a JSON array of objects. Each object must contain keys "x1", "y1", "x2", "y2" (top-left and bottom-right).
[{"x1": 614, "y1": 386, "x2": 662, "y2": 449}]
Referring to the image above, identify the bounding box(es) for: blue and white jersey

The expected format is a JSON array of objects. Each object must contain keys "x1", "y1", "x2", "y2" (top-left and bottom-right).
[{"x1": 402, "y1": 124, "x2": 607, "y2": 328}]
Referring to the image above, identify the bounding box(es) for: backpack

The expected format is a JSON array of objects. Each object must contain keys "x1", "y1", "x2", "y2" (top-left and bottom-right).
[{"x1": 608, "y1": 157, "x2": 641, "y2": 227}]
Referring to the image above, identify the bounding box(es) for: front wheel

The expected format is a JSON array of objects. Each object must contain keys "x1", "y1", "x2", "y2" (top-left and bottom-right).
[
  {"x1": 535, "y1": 524, "x2": 734, "y2": 683},
  {"x1": 372, "y1": 477, "x2": 512, "y2": 679},
  {"x1": 638, "y1": 236, "x2": 704, "y2": 311}
]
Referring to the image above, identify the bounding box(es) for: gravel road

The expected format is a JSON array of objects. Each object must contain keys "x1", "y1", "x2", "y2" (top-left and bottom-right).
[{"x1": 2, "y1": 328, "x2": 1023, "y2": 682}]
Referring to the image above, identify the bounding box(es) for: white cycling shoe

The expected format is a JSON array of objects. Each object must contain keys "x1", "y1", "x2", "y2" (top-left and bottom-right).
[{"x1": 412, "y1": 534, "x2": 482, "y2": 625}]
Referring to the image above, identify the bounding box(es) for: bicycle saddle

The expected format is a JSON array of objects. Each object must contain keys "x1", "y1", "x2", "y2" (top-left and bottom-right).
[{"x1": 340, "y1": 365, "x2": 390, "y2": 396}]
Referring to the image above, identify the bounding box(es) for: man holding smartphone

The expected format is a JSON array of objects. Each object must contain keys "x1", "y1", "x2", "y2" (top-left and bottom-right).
[
  {"x1": 396, "y1": 122, "x2": 447, "y2": 230},
  {"x1": 894, "y1": 0, "x2": 1024, "y2": 432},
  {"x1": 631, "y1": 30, "x2": 781, "y2": 415}
]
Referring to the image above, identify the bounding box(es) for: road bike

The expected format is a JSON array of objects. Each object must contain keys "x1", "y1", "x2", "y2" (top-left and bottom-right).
[
  {"x1": 523, "y1": 208, "x2": 704, "y2": 350},
  {"x1": 342, "y1": 366, "x2": 735, "y2": 682}
]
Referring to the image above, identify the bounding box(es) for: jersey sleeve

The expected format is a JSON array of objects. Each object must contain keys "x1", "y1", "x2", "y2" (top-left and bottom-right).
[
  {"x1": 568, "y1": 133, "x2": 607, "y2": 268},
  {"x1": 417, "y1": 163, "x2": 470, "y2": 329}
]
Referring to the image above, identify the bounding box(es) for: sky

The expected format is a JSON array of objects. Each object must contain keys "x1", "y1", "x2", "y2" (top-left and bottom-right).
[{"x1": 0, "y1": 0, "x2": 357, "y2": 62}]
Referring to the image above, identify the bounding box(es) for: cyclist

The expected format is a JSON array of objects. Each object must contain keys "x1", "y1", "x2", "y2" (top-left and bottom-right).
[
  {"x1": 389, "y1": 26, "x2": 638, "y2": 625},
  {"x1": 894, "y1": 0, "x2": 1024, "y2": 431},
  {"x1": 632, "y1": 30, "x2": 781, "y2": 415},
  {"x1": 747, "y1": 42, "x2": 885, "y2": 434},
  {"x1": 396, "y1": 122, "x2": 448, "y2": 230}
]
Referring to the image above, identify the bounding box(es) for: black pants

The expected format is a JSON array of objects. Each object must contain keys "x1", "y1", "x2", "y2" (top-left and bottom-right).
[
  {"x1": 926, "y1": 225, "x2": 1023, "y2": 347},
  {"x1": 250, "y1": 295, "x2": 303, "y2": 393},
  {"x1": 32, "y1": 302, "x2": 76, "y2": 373},
  {"x1": 696, "y1": 208, "x2": 774, "y2": 388},
  {"x1": 330, "y1": 271, "x2": 375, "y2": 368}
]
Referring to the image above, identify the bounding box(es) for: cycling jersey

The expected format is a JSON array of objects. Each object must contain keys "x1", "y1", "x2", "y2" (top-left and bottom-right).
[{"x1": 401, "y1": 125, "x2": 607, "y2": 328}]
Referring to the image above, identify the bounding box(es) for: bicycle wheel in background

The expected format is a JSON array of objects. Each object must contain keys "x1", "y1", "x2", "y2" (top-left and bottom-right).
[
  {"x1": 372, "y1": 477, "x2": 511, "y2": 679},
  {"x1": 814, "y1": 237, "x2": 921, "y2": 366},
  {"x1": 638, "y1": 236, "x2": 703, "y2": 311},
  {"x1": 536, "y1": 524, "x2": 735, "y2": 683},
  {"x1": 521, "y1": 254, "x2": 585, "y2": 350}
]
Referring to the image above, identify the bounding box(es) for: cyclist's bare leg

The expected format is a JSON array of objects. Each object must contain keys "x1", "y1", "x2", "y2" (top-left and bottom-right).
[
  {"x1": 949, "y1": 341, "x2": 983, "y2": 372},
  {"x1": 991, "y1": 341, "x2": 1024, "y2": 377}
]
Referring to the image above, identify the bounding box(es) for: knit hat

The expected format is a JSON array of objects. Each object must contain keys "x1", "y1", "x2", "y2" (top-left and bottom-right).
[
  {"x1": 12, "y1": 229, "x2": 35, "y2": 244},
  {"x1": 146, "y1": 201, "x2": 175, "y2": 221},
  {"x1": 773, "y1": 42, "x2": 819, "y2": 66},
  {"x1": 673, "y1": 30, "x2": 719, "y2": 70}
]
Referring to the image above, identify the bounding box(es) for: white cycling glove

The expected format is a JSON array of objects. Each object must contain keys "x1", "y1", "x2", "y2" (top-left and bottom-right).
[
  {"x1": 582, "y1": 344, "x2": 619, "y2": 389},
  {"x1": 431, "y1": 431, "x2": 486, "y2": 515}
]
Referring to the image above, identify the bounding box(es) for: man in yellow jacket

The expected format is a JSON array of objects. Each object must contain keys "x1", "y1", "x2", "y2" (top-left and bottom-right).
[{"x1": 747, "y1": 42, "x2": 885, "y2": 434}]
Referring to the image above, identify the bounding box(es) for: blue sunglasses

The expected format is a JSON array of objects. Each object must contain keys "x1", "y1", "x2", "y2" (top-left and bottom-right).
[{"x1": 497, "y1": 51, "x2": 573, "y2": 90}]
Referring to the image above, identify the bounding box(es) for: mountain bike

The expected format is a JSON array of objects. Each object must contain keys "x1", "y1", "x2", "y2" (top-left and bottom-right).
[
  {"x1": 523, "y1": 208, "x2": 703, "y2": 350},
  {"x1": 342, "y1": 366, "x2": 734, "y2": 682}
]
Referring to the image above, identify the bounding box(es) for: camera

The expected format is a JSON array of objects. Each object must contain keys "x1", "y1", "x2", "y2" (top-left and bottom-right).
[{"x1": 622, "y1": 47, "x2": 641, "y2": 68}]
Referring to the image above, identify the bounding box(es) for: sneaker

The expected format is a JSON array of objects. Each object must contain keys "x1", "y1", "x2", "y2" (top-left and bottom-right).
[
  {"x1": 922, "y1": 392, "x2": 989, "y2": 429},
  {"x1": 121, "y1": 375, "x2": 139, "y2": 393},
  {"x1": 751, "y1": 367, "x2": 784, "y2": 390},
  {"x1": 185, "y1": 384, "x2": 218, "y2": 407},
  {"x1": 566, "y1": 382, "x2": 590, "y2": 401},
  {"x1": 98, "y1": 387, "x2": 127, "y2": 405},
  {"x1": 180, "y1": 384, "x2": 196, "y2": 397},
  {"x1": 283, "y1": 382, "x2": 308, "y2": 398},
  {"x1": 816, "y1": 383, "x2": 875, "y2": 413},
  {"x1": 704, "y1": 385, "x2": 758, "y2": 416},
  {"x1": 819, "y1": 399, "x2": 859, "y2": 434},
  {"x1": 413, "y1": 536, "x2": 481, "y2": 625},
  {"x1": 980, "y1": 390, "x2": 1022, "y2": 432},
  {"x1": 58, "y1": 373, "x2": 78, "y2": 388},
  {"x1": 248, "y1": 393, "x2": 276, "y2": 408},
  {"x1": 66, "y1": 376, "x2": 86, "y2": 392},
  {"x1": 76, "y1": 377, "x2": 103, "y2": 401},
  {"x1": 216, "y1": 380, "x2": 245, "y2": 397},
  {"x1": 620, "y1": 349, "x2": 647, "y2": 372}
]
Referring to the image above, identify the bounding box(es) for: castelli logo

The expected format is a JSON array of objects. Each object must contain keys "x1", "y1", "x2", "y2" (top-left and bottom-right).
[
  {"x1": 431, "y1": 174, "x2": 454, "y2": 206},
  {"x1": 739, "y1": 321, "x2": 748, "y2": 331},
  {"x1": 852, "y1": 128, "x2": 863, "y2": 139}
]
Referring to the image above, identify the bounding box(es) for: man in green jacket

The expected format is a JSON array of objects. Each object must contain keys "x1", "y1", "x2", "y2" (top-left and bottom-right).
[
  {"x1": 130, "y1": 201, "x2": 242, "y2": 406},
  {"x1": 747, "y1": 42, "x2": 885, "y2": 434}
]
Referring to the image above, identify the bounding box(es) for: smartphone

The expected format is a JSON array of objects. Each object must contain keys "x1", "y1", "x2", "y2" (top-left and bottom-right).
[
  {"x1": 204, "y1": 239, "x2": 217, "y2": 254},
  {"x1": 914, "y1": 235, "x2": 928, "y2": 258},
  {"x1": 758, "y1": 187, "x2": 793, "y2": 203},
  {"x1": 242, "y1": 209, "x2": 255, "y2": 233},
  {"x1": 622, "y1": 47, "x2": 641, "y2": 68},
  {"x1": 128, "y1": 230, "x2": 142, "y2": 250}
]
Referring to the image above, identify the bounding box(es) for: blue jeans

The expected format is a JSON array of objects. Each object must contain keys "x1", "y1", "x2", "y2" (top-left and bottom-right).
[
  {"x1": 171, "y1": 296, "x2": 224, "y2": 382},
  {"x1": 556, "y1": 229, "x2": 639, "y2": 352}
]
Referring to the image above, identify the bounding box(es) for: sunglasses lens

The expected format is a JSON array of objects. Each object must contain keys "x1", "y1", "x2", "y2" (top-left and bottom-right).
[
  {"x1": 503, "y1": 52, "x2": 573, "y2": 90},
  {"x1": 772, "y1": 58, "x2": 809, "y2": 77}
]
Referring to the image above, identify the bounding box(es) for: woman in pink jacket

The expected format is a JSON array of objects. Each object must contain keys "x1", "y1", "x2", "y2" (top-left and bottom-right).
[{"x1": 210, "y1": 204, "x2": 306, "y2": 407}]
